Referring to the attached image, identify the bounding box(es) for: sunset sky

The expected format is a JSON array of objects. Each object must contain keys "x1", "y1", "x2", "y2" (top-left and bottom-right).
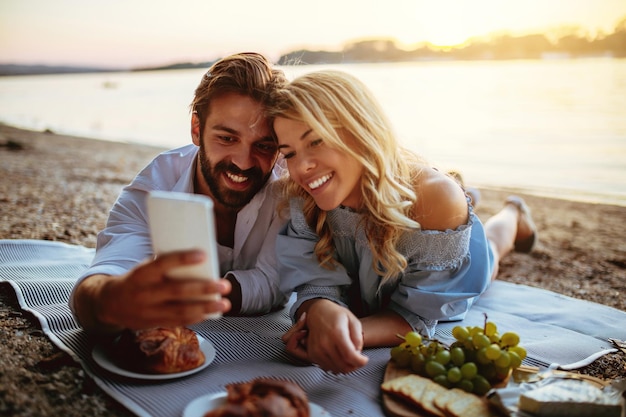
[{"x1": 1, "y1": 0, "x2": 625, "y2": 68}]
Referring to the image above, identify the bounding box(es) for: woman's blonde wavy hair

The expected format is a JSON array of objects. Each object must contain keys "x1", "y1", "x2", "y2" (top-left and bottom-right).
[{"x1": 270, "y1": 70, "x2": 426, "y2": 285}]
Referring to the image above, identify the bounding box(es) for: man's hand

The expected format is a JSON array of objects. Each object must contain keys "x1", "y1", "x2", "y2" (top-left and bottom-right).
[
  {"x1": 281, "y1": 312, "x2": 309, "y2": 362},
  {"x1": 74, "y1": 250, "x2": 231, "y2": 334}
]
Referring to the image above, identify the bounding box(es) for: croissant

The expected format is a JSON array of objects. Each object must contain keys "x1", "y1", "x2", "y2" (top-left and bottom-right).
[
  {"x1": 115, "y1": 326, "x2": 205, "y2": 374},
  {"x1": 204, "y1": 378, "x2": 310, "y2": 417}
]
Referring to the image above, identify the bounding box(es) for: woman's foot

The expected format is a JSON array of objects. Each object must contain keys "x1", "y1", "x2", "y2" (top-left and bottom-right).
[{"x1": 505, "y1": 196, "x2": 537, "y2": 253}]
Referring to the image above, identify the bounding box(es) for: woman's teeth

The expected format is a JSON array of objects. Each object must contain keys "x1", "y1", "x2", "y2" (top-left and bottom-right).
[{"x1": 308, "y1": 174, "x2": 332, "y2": 190}]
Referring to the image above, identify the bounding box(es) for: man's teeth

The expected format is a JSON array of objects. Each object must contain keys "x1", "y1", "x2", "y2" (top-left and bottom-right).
[
  {"x1": 227, "y1": 172, "x2": 247, "y2": 183},
  {"x1": 308, "y1": 174, "x2": 332, "y2": 190}
]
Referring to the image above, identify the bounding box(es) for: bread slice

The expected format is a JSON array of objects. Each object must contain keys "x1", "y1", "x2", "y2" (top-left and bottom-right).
[
  {"x1": 382, "y1": 374, "x2": 448, "y2": 417},
  {"x1": 417, "y1": 382, "x2": 449, "y2": 416},
  {"x1": 382, "y1": 374, "x2": 434, "y2": 414},
  {"x1": 381, "y1": 374, "x2": 429, "y2": 400},
  {"x1": 434, "y1": 388, "x2": 495, "y2": 417},
  {"x1": 382, "y1": 374, "x2": 496, "y2": 417}
]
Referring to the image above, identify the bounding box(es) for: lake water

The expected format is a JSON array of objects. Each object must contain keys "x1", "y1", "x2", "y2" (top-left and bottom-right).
[{"x1": 1, "y1": 59, "x2": 625, "y2": 206}]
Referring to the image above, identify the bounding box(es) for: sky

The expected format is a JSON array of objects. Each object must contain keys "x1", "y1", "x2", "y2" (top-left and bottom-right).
[{"x1": 1, "y1": 0, "x2": 625, "y2": 69}]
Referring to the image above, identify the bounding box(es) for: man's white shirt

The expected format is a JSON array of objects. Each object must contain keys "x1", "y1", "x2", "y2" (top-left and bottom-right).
[{"x1": 69, "y1": 144, "x2": 288, "y2": 316}]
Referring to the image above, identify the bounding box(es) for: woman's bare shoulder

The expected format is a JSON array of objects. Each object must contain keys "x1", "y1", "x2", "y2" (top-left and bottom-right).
[{"x1": 412, "y1": 167, "x2": 468, "y2": 231}]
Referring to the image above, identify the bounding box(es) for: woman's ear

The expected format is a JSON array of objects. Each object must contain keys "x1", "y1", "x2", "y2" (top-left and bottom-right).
[{"x1": 191, "y1": 112, "x2": 201, "y2": 146}]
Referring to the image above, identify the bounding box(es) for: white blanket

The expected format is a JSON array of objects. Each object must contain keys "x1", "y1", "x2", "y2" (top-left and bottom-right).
[{"x1": 1, "y1": 239, "x2": 624, "y2": 417}]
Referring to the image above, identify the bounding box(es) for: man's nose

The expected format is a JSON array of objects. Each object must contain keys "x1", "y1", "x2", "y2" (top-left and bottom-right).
[{"x1": 230, "y1": 147, "x2": 254, "y2": 171}]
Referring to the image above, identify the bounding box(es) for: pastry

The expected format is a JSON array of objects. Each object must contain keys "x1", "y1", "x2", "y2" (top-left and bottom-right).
[
  {"x1": 204, "y1": 378, "x2": 310, "y2": 417},
  {"x1": 114, "y1": 326, "x2": 205, "y2": 374}
]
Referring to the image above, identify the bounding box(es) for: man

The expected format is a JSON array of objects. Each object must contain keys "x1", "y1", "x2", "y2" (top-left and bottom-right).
[{"x1": 70, "y1": 52, "x2": 290, "y2": 335}]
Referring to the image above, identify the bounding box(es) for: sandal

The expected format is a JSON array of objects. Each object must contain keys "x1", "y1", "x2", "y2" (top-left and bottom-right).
[{"x1": 505, "y1": 196, "x2": 537, "y2": 253}]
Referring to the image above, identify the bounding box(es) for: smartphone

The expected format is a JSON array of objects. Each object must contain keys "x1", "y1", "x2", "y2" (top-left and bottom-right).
[{"x1": 146, "y1": 191, "x2": 220, "y2": 281}]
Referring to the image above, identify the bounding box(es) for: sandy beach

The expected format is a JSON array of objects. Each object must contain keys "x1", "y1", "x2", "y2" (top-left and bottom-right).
[{"x1": 1, "y1": 123, "x2": 625, "y2": 416}]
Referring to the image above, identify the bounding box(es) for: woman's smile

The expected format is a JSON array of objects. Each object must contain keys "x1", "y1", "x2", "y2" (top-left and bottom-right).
[{"x1": 307, "y1": 173, "x2": 333, "y2": 190}]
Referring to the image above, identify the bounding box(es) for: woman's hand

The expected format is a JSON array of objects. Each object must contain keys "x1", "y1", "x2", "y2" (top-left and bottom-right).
[{"x1": 282, "y1": 299, "x2": 368, "y2": 373}]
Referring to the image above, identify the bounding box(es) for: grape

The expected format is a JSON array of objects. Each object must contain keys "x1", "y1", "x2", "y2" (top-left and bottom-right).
[
  {"x1": 460, "y1": 362, "x2": 478, "y2": 379},
  {"x1": 508, "y1": 351, "x2": 522, "y2": 369},
  {"x1": 410, "y1": 352, "x2": 426, "y2": 374},
  {"x1": 425, "y1": 360, "x2": 447, "y2": 378},
  {"x1": 458, "y1": 379, "x2": 474, "y2": 393},
  {"x1": 435, "y1": 349, "x2": 451, "y2": 366},
  {"x1": 472, "y1": 375, "x2": 492, "y2": 395},
  {"x1": 433, "y1": 374, "x2": 451, "y2": 388},
  {"x1": 462, "y1": 337, "x2": 474, "y2": 350},
  {"x1": 501, "y1": 332, "x2": 520, "y2": 347},
  {"x1": 394, "y1": 348, "x2": 411, "y2": 368},
  {"x1": 485, "y1": 344, "x2": 501, "y2": 361},
  {"x1": 469, "y1": 326, "x2": 483, "y2": 336},
  {"x1": 494, "y1": 351, "x2": 511, "y2": 368},
  {"x1": 472, "y1": 333, "x2": 491, "y2": 349},
  {"x1": 405, "y1": 331, "x2": 422, "y2": 347},
  {"x1": 452, "y1": 325, "x2": 470, "y2": 341},
  {"x1": 447, "y1": 366, "x2": 462, "y2": 383},
  {"x1": 390, "y1": 345, "x2": 404, "y2": 361},
  {"x1": 484, "y1": 321, "x2": 497, "y2": 337},
  {"x1": 450, "y1": 347, "x2": 465, "y2": 366},
  {"x1": 475, "y1": 347, "x2": 490, "y2": 365},
  {"x1": 508, "y1": 345, "x2": 527, "y2": 360}
]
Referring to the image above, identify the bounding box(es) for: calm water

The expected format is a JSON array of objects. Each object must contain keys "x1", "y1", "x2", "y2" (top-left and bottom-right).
[{"x1": 1, "y1": 59, "x2": 625, "y2": 206}]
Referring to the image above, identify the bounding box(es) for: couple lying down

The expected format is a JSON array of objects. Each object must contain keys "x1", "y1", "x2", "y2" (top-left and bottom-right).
[{"x1": 70, "y1": 52, "x2": 537, "y2": 374}]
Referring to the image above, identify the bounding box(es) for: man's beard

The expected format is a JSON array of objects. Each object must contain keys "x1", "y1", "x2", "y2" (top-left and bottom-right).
[{"x1": 198, "y1": 148, "x2": 271, "y2": 209}]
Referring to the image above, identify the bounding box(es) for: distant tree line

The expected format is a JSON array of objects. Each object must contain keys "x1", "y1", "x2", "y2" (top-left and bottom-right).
[
  {"x1": 2, "y1": 17, "x2": 625, "y2": 76},
  {"x1": 278, "y1": 16, "x2": 626, "y2": 64}
]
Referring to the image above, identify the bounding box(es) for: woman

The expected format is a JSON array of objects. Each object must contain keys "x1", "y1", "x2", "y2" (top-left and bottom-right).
[{"x1": 270, "y1": 70, "x2": 536, "y2": 374}]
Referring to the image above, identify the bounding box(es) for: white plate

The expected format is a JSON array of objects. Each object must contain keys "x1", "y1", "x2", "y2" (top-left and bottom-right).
[
  {"x1": 92, "y1": 334, "x2": 216, "y2": 380},
  {"x1": 183, "y1": 392, "x2": 331, "y2": 417}
]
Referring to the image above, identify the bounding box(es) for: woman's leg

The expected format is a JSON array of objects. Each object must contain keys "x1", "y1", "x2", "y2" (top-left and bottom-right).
[{"x1": 485, "y1": 196, "x2": 537, "y2": 280}]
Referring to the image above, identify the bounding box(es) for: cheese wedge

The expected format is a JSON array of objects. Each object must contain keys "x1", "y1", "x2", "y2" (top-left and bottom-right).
[{"x1": 519, "y1": 378, "x2": 622, "y2": 417}]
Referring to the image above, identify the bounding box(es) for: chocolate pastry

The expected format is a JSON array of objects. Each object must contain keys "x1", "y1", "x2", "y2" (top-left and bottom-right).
[{"x1": 204, "y1": 378, "x2": 310, "y2": 417}]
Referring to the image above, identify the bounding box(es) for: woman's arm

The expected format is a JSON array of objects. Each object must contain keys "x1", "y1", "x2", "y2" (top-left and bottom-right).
[{"x1": 360, "y1": 309, "x2": 412, "y2": 347}]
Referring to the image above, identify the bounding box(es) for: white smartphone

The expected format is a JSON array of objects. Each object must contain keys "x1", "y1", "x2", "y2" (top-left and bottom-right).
[{"x1": 146, "y1": 191, "x2": 220, "y2": 281}]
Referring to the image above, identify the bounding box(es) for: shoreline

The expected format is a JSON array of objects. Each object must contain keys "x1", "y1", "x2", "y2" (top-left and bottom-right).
[
  {"x1": 471, "y1": 184, "x2": 626, "y2": 210},
  {"x1": 1, "y1": 123, "x2": 625, "y2": 416},
  {"x1": 4, "y1": 120, "x2": 625, "y2": 209}
]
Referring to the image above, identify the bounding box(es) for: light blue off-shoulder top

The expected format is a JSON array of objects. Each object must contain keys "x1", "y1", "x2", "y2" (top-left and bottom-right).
[{"x1": 276, "y1": 198, "x2": 495, "y2": 336}]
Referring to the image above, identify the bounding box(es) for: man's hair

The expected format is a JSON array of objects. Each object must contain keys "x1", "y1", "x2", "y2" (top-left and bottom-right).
[{"x1": 190, "y1": 52, "x2": 287, "y2": 133}]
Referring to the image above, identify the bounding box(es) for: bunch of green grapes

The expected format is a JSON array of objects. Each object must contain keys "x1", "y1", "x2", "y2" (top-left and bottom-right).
[{"x1": 389, "y1": 318, "x2": 526, "y2": 396}]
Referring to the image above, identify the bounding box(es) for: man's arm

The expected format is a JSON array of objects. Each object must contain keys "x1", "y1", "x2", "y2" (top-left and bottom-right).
[
  {"x1": 72, "y1": 251, "x2": 232, "y2": 335},
  {"x1": 72, "y1": 274, "x2": 125, "y2": 335}
]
